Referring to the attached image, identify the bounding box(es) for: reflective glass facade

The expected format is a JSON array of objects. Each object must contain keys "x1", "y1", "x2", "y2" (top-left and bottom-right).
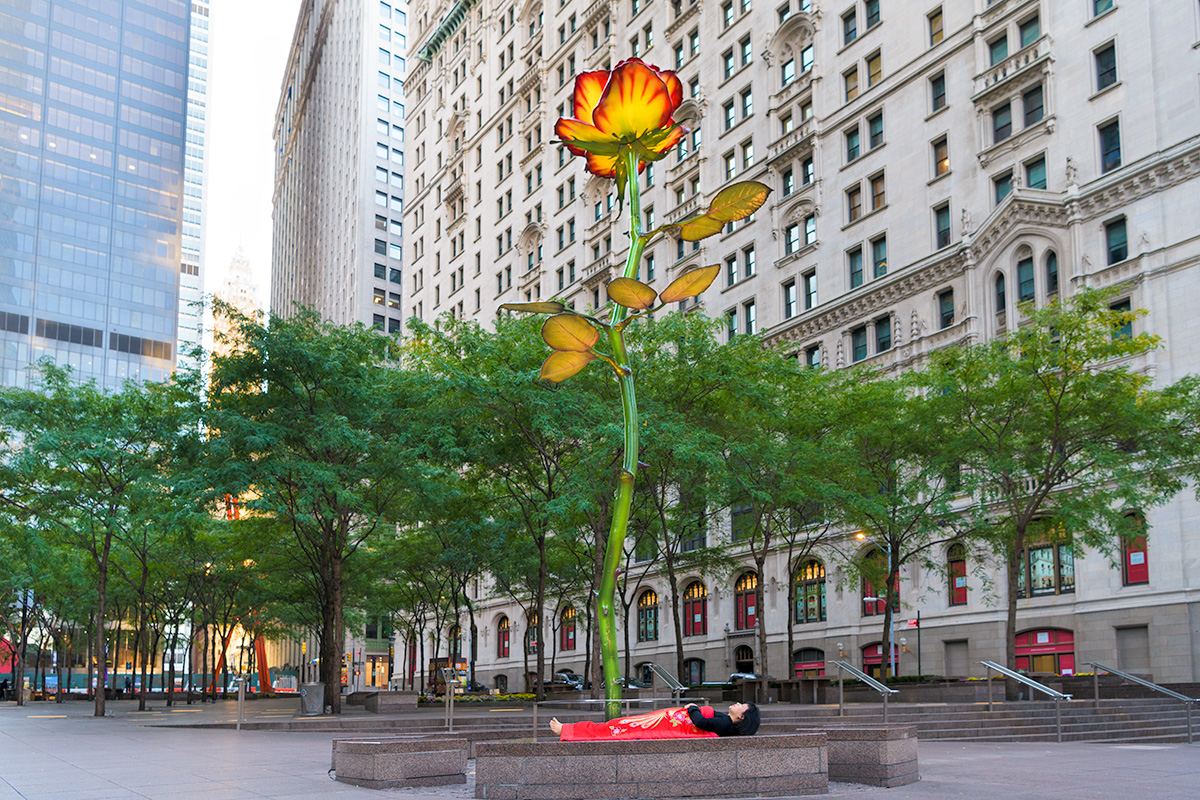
[{"x1": 0, "y1": 0, "x2": 191, "y2": 389}]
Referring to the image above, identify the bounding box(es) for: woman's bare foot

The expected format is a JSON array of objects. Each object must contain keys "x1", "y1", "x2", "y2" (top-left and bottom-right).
[{"x1": 549, "y1": 717, "x2": 563, "y2": 735}]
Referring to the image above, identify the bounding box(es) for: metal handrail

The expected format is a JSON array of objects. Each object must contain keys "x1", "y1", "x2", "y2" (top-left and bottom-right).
[
  {"x1": 532, "y1": 696, "x2": 707, "y2": 742},
  {"x1": 830, "y1": 660, "x2": 898, "y2": 723},
  {"x1": 979, "y1": 660, "x2": 1072, "y2": 742},
  {"x1": 1086, "y1": 661, "x2": 1196, "y2": 743},
  {"x1": 645, "y1": 662, "x2": 686, "y2": 697}
]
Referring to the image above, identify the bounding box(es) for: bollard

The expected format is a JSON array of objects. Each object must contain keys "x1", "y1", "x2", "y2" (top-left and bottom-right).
[{"x1": 236, "y1": 678, "x2": 246, "y2": 731}]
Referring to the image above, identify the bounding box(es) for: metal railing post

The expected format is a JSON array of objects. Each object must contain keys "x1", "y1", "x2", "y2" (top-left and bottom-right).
[
  {"x1": 883, "y1": 692, "x2": 888, "y2": 724},
  {"x1": 1085, "y1": 661, "x2": 1198, "y2": 744},
  {"x1": 1093, "y1": 671, "x2": 1100, "y2": 710},
  {"x1": 838, "y1": 670, "x2": 844, "y2": 718},
  {"x1": 532, "y1": 701, "x2": 538, "y2": 743},
  {"x1": 1187, "y1": 701, "x2": 1193, "y2": 745},
  {"x1": 987, "y1": 665, "x2": 993, "y2": 712},
  {"x1": 1055, "y1": 696, "x2": 1062, "y2": 743}
]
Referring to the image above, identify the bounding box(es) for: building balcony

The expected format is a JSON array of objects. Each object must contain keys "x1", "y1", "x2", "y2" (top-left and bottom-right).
[
  {"x1": 769, "y1": 72, "x2": 814, "y2": 111},
  {"x1": 973, "y1": 35, "x2": 1050, "y2": 101},
  {"x1": 581, "y1": 0, "x2": 611, "y2": 34},
  {"x1": 668, "y1": 150, "x2": 701, "y2": 180},
  {"x1": 518, "y1": 62, "x2": 544, "y2": 98},
  {"x1": 445, "y1": 177, "x2": 465, "y2": 206},
  {"x1": 666, "y1": 0, "x2": 702, "y2": 38},
  {"x1": 583, "y1": 255, "x2": 618, "y2": 288},
  {"x1": 768, "y1": 120, "x2": 815, "y2": 167},
  {"x1": 666, "y1": 194, "x2": 702, "y2": 223}
]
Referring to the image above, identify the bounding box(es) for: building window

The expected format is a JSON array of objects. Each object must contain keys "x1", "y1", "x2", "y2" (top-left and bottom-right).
[
  {"x1": 781, "y1": 58, "x2": 795, "y2": 85},
  {"x1": 802, "y1": 155, "x2": 815, "y2": 184},
  {"x1": 793, "y1": 647, "x2": 826, "y2": 677},
  {"x1": 1046, "y1": 251, "x2": 1059, "y2": 296},
  {"x1": 727, "y1": 308, "x2": 738, "y2": 339},
  {"x1": 1025, "y1": 156, "x2": 1046, "y2": 189},
  {"x1": 928, "y1": 8, "x2": 943, "y2": 45},
  {"x1": 637, "y1": 590, "x2": 658, "y2": 641},
  {"x1": 726, "y1": 255, "x2": 738, "y2": 286},
  {"x1": 1019, "y1": 15, "x2": 1039, "y2": 48},
  {"x1": 938, "y1": 288, "x2": 955, "y2": 328},
  {"x1": 1099, "y1": 119, "x2": 1121, "y2": 173},
  {"x1": 1111, "y1": 297, "x2": 1133, "y2": 339},
  {"x1": 866, "y1": 51, "x2": 882, "y2": 86},
  {"x1": 1121, "y1": 514, "x2": 1148, "y2": 585},
  {"x1": 1094, "y1": 0, "x2": 1113, "y2": 16},
  {"x1": 994, "y1": 171, "x2": 1013, "y2": 205},
  {"x1": 851, "y1": 325, "x2": 867, "y2": 361},
  {"x1": 993, "y1": 102, "x2": 1012, "y2": 143},
  {"x1": 995, "y1": 273, "x2": 1007, "y2": 314},
  {"x1": 933, "y1": 137, "x2": 949, "y2": 176},
  {"x1": 1023, "y1": 84, "x2": 1044, "y2": 127},
  {"x1": 935, "y1": 204, "x2": 951, "y2": 249},
  {"x1": 744, "y1": 300, "x2": 756, "y2": 334},
  {"x1": 805, "y1": 345, "x2": 820, "y2": 368},
  {"x1": 734, "y1": 572, "x2": 758, "y2": 630},
  {"x1": 948, "y1": 543, "x2": 967, "y2": 606},
  {"x1": 559, "y1": 607, "x2": 577, "y2": 651},
  {"x1": 723, "y1": 49, "x2": 735, "y2": 78},
  {"x1": 741, "y1": 89, "x2": 753, "y2": 117},
  {"x1": 684, "y1": 658, "x2": 705, "y2": 686},
  {"x1": 875, "y1": 315, "x2": 891, "y2": 352},
  {"x1": 783, "y1": 280, "x2": 797, "y2": 319},
  {"x1": 844, "y1": 68, "x2": 859, "y2": 102},
  {"x1": 848, "y1": 246, "x2": 864, "y2": 288},
  {"x1": 525, "y1": 613, "x2": 539, "y2": 655},
  {"x1": 842, "y1": 9, "x2": 857, "y2": 44},
  {"x1": 846, "y1": 126, "x2": 861, "y2": 161},
  {"x1": 1017, "y1": 544, "x2": 1075, "y2": 597},
  {"x1": 989, "y1": 34, "x2": 1008, "y2": 66},
  {"x1": 1015, "y1": 629, "x2": 1075, "y2": 675},
  {"x1": 865, "y1": 0, "x2": 880, "y2": 27},
  {"x1": 871, "y1": 236, "x2": 887, "y2": 278},
  {"x1": 870, "y1": 173, "x2": 886, "y2": 210},
  {"x1": 868, "y1": 112, "x2": 883, "y2": 149},
  {"x1": 805, "y1": 213, "x2": 816, "y2": 245},
  {"x1": 723, "y1": 101, "x2": 735, "y2": 130},
  {"x1": 803, "y1": 270, "x2": 817, "y2": 309},
  {"x1": 731, "y1": 503, "x2": 753, "y2": 541},
  {"x1": 683, "y1": 581, "x2": 708, "y2": 636},
  {"x1": 794, "y1": 559, "x2": 826, "y2": 623},
  {"x1": 847, "y1": 186, "x2": 862, "y2": 223},
  {"x1": 1106, "y1": 217, "x2": 1128, "y2": 264},
  {"x1": 1017, "y1": 257, "x2": 1035, "y2": 302},
  {"x1": 782, "y1": 169, "x2": 794, "y2": 195},
  {"x1": 930, "y1": 72, "x2": 946, "y2": 111},
  {"x1": 497, "y1": 616, "x2": 510, "y2": 658},
  {"x1": 1095, "y1": 43, "x2": 1117, "y2": 91},
  {"x1": 785, "y1": 224, "x2": 800, "y2": 255}
]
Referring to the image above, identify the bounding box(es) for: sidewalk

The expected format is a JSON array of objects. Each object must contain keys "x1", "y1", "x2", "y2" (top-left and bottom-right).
[{"x1": 0, "y1": 699, "x2": 1196, "y2": 799}]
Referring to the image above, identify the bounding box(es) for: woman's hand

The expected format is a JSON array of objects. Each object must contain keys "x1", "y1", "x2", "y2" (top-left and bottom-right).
[{"x1": 684, "y1": 702, "x2": 698, "y2": 710}]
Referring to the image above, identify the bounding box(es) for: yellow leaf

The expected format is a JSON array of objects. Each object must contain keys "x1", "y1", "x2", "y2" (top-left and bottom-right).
[
  {"x1": 606, "y1": 277, "x2": 658, "y2": 310},
  {"x1": 677, "y1": 215, "x2": 726, "y2": 241},
  {"x1": 541, "y1": 314, "x2": 600, "y2": 352},
  {"x1": 499, "y1": 301, "x2": 567, "y2": 314},
  {"x1": 706, "y1": 181, "x2": 772, "y2": 223},
  {"x1": 540, "y1": 350, "x2": 596, "y2": 383},
  {"x1": 658, "y1": 264, "x2": 720, "y2": 303}
]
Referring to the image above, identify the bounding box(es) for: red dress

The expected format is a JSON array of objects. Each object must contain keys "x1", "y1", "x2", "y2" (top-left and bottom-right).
[{"x1": 559, "y1": 706, "x2": 719, "y2": 741}]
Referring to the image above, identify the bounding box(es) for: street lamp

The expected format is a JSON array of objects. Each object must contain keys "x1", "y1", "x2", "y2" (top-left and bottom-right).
[{"x1": 857, "y1": 532, "x2": 897, "y2": 680}]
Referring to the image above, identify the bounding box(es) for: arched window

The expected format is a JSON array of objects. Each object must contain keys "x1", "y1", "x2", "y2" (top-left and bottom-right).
[
  {"x1": 734, "y1": 645, "x2": 754, "y2": 674},
  {"x1": 1045, "y1": 251, "x2": 1058, "y2": 296},
  {"x1": 525, "y1": 613, "x2": 539, "y2": 655},
  {"x1": 683, "y1": 581, "x2": 707, "y2": 636},
  {"x1": 793, "y1": 647, "x2": 825, "y2": 677},
  {"x1": 794, "y1": 559, "x2": 826, "y2": 623},
  {"x1": 496, "y1": 617, "x2": 510, "y2": 659},
  {"x1": 637, "y1": 589, "x2": 659, "y2": 642},
  {"x1": 559, "y1": 606, "x2": 577, "y2": 651},
  {"x1": 861, "y1": 547, "x2": 897, "y2": 616},
  {"x1": 1015, "y1": 628, "x2": 1075, "y2": 675},
  {"x1": 734, "y1": 572, "x2": 758, "y2": 630},
  {"x1": 1017, "y1": 528, "x2": 1074, "y2": 597},
  {"x1": 683, "y1": 658, "x2": 705, "y2": 686},
  {"x1": 948, "y1": 543, "x2": 967, "y2": 606},
  {"x1": 494, "y1": 674, "x2": 508, "y2": 693},
  {"x1": 994, "y1": 273, "x2": 1007, "y2": 315},
  {"x1": 1121, "y1": 512, "x2": 1148, "y2": 586},
  {"x1": 1017, "y1": 255, "x2": 1035, "y2": 302}
]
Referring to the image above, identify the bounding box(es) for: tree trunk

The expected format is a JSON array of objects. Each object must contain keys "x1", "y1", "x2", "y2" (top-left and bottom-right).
[
  {"x1": 666, "y1": 560, "x2": 685, "y2": 683},
  {"x1": 535, "y1": 534, "x2": 547, "y2": 701},
  {"x1": 321, "y1": 553, "x2": 345, "y2": 714},
  {"x1": 785, "y1": 548, "x2": 796, "y2": 678},
  {"x1": 1004, "y1": 528, "x2": 1025, "y2": 701},
  {"x1": 85, "y1": 620, "x2": 94, "y2": 703},
  {"x1": 93, "y1": 534, "x2": 112, "y2": 717},
  {"x1": 754, "y1": 553, "x2": 770, "y2": 679},
  {"x1": 466, "y1": 598, "x2": 478, "y2": 686}
]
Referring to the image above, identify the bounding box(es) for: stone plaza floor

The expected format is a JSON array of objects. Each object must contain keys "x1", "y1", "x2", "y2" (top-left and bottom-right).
[{"x1": 1, "y1": 698, "x2": 1197, "y2": 799}]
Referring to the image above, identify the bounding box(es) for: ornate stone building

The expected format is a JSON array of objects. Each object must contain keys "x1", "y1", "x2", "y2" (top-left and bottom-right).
[{"x1": 400, "y1": 0, "x2": 1200, "y2": 688}]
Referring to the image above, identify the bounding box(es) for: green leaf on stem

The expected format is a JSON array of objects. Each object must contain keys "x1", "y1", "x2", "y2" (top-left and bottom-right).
[
  {"x1": 706, "y1": 180, "x2": 772, "y2": 222},
  {"x1": 542, "y1": 314, "x2": 600, "y2": 352},
  {"x1": 539, "y1": 350, "x2": 596, "y2": 383},
  {"x1": 500, "y1": 301, "x2": 567, "y2": 314},
  {"x1": 607, "y1": 278, "x2": 658, "y2": 310},
  {"x1": 676, "y1": 215, "x2": 726, "y2": 242},
  {"x1": 658, "y1": 264, "x2": 721, "y2": 303}
]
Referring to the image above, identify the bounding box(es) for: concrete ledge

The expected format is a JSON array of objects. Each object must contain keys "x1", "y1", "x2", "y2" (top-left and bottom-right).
[
  {"x1": 364, "y1": 690, "x2": 419, "y2": 714},
  {"x1": 332, "y1": 739, "x2": 467, "y2": 790},
  {"x1": 825, "y1": 725, "x2": 919, "y2": 788},
  {"x1": 475, "y1": 733, "x2": 828, "y2": 799}
]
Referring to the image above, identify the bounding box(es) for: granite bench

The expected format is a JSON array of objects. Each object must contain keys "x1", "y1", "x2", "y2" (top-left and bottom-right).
[
  {"x1": 474, "y1": 733, "x2": 828, "y2": 799},
  {"x1": 364, "y1": 690, "x2": 419, "y2": 714},
  {"x1": 331, "y1": 738, "x2": 467, "y2": 790},
  {"x1": 824, "y1": 725, "x2": 919, "y2": 788}
]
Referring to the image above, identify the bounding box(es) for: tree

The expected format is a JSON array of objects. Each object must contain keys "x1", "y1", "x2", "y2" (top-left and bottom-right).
[
  {"x1": 924, "y1": 289, "x2": 1200, "y2": 693},
  {"x1": 0, "y1": 363, "x2": 199, "y2": 716},
  {"x1": 204, "y1": 306, "x2": 442, "y2": 713}
]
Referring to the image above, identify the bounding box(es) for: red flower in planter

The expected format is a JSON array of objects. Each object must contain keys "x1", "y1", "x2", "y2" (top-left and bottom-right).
[{"x1": 554, "y1": 58, "x2": 686, "y2": 179}]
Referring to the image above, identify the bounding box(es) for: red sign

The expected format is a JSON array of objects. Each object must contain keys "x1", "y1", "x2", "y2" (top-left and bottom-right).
[{"x1": 906, "y1": 619, "x2": 919, "y2": 628}]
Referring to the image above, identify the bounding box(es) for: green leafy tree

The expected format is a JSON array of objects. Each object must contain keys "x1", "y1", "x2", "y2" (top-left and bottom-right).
[
  {"x1": 924, "y1": 289, "x2": 1200, "y2": 693},
  {"x1": 204, "y1": 306, "x2": 443, "y2": 713}
]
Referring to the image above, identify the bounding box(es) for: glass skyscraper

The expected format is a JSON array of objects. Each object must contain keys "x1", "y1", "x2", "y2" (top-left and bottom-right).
[{"x1": 0, "y1": 0, "x2": 193, "y2": 389}]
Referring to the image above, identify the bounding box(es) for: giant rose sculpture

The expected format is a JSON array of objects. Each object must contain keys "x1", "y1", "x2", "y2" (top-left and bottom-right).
[{"x1": 501, "y1": 59, "x2": 770, "y2": 718}]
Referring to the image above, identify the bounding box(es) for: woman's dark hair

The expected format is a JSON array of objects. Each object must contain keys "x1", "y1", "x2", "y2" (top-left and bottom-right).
[{"x1": 733, "y1": 702, "x2": 760, "y2": 735}]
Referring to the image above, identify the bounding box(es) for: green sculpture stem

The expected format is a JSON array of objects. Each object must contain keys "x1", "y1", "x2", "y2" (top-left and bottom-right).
[{"x1": 597, "y1": 149, "x2": 647, "y2": 719}]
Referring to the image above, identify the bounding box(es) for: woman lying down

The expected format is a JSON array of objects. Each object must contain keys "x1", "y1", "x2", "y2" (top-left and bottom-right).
[{"x1": 548, "y1": 702, "x2": 761, "y2": 740}]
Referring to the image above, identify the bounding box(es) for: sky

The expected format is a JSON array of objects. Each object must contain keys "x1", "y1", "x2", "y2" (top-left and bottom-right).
[{"x1": 204, "y1": 0, "x2": 304, "y2": 305}]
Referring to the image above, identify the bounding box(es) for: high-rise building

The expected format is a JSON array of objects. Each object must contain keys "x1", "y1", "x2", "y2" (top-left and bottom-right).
[
  {"x1": 271, "y1": 0, "x2": 409, "y2": 332},
  {"x1": 211, "y1": 246, "x2": 262, "y2": 358},
  {"x1": 400, "y1": 0, "x2": 1200, "y2": 687},
  {"x1": 0, "y1": 0, "x2": 195, "y2": 389},
  {"x1": 177, "y1": 0, "x2": 209, "y2": 373}
]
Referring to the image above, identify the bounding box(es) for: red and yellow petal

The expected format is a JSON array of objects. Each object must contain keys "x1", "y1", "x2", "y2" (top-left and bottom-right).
[
  {"x1": 571, "y1": 70, "x2": 610, "y2": 125},
  {"x1": 662, "y1": 71, "x2": 683, "y2": 111},
  {"x1": 555, "y1": 117, "x2": 613, "y2": 157},
  {"x1": 584, "y1": 152, "x2": 619, "y2": 178},
  {"x1": 591, "y1": 60, "x2": 674, "y2": 140}
]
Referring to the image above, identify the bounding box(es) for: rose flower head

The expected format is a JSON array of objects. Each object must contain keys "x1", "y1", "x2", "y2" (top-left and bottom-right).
[{"x1": 554, "y1": 58, "x2": 686, "y2": 180}]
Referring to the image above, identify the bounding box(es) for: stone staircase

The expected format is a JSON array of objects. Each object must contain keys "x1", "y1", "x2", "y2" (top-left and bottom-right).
[{"x1": 758, "y1": 698, "x2": 1197, "y2": 744}]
